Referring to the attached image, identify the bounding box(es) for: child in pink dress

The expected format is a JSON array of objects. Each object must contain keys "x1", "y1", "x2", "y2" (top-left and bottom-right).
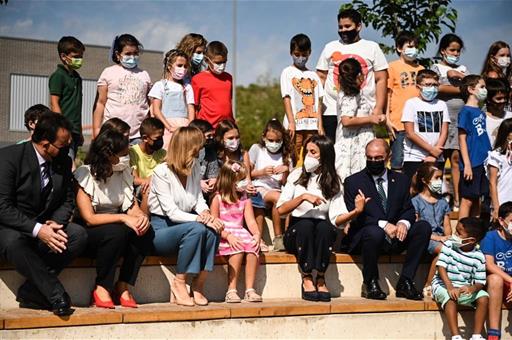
[{"x1": 211, "y1": 160, "x2": 262, "y2": 303}]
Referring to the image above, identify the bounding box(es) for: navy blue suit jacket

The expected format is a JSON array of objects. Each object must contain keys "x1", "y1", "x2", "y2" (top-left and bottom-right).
[{"x1": 343, "y1": 168, "x2": 415, "y2": 249}]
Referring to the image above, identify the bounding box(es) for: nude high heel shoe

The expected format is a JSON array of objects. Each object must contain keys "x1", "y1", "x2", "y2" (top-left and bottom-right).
[{"x1": 170, "y1": 277, "x2": 194, "y2": 307}]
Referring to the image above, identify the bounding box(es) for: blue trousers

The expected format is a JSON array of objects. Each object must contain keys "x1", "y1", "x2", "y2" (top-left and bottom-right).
[{"x1": 151, "y1": 215, "x2": 219, "y2": 274}]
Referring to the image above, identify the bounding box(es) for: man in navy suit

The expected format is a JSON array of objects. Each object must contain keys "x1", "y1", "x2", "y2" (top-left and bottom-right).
[
  {"x1": 343, "y1": 139, "x2": 431, "y2": 300},
  {"x1": 0, "y1": 112, "x2": 87, "y2": 315}
]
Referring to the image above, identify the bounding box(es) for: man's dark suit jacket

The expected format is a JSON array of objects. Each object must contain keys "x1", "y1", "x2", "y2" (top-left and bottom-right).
[
  {"x1": 0, "y1": 142, "x2": 74, "y2": 236},
  {"x1": 343, "y1": 168, "x2": 416, "y2": 250}
]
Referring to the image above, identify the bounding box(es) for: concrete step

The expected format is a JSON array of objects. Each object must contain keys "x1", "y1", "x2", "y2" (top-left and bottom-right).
[
  {"x1": 0, "y1": 298, "x2": 510, "y2": 338},
  {"x1": 0, "y1": 253, "x2": 431, "y2": 309}
]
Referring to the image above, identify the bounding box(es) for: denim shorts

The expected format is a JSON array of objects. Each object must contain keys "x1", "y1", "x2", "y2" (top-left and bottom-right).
[{"x1": 250, "y1": 192, "x2": 266, "y2": 209}]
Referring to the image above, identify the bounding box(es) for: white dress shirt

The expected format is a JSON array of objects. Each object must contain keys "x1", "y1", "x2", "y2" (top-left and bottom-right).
[
  {"x1": 32, "y1": 144, "x2": 49, "y2": 237},
  {"x1": 372, "y1": 169, "x2": 411, "y2": 231},
  {"x1": 148, "y1": 163, "x2": 209, "y2": 222},
  {"x1": 277, "y1": 168, "x2": 348, "y2": 227}
]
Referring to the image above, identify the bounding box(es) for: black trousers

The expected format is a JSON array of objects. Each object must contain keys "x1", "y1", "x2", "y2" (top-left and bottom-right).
[
  {"x1": 322, "y1": 115, "x2": 338, "y2": 144},
  {"x1": 283, "y1": 217, "x2": 337, "y2": 273},
  {"x1": 348, "y1": 220, "x2": 431, "y2": 284},
  {"x1": 85, "y1": 223, "x2": 154, "y2": 290},
  {"x1": 0, "y1": 222, "x2": 87, "y2": 304}
]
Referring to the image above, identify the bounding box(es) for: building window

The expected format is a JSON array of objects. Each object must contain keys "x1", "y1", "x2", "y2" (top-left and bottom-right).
[{"x1": 9, "y1": 73, "x2": 96, "y2": 134}]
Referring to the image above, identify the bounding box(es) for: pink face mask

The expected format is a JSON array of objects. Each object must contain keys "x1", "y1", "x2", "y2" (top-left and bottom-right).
[{"x1": 171, "y1": 66, "x2": 187, "y2": 80}]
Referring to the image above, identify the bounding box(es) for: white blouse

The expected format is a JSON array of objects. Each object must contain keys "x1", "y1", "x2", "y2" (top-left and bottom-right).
[
  {"x1": 74, "y1": 165, "x2": 134, "y2": 214},
  {"x1": 148, "y1": 162, "x2": 209, "y2": 222},
  {"x1": 276, "y1": 168, "x2": 347, "y2": 227}
]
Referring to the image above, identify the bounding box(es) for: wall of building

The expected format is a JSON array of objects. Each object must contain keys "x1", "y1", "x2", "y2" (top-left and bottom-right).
[{"x1": 0, "y1": 36, "x2": 164, "y2": 145}]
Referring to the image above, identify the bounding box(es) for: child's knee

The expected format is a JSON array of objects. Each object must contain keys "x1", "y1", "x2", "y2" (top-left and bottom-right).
[
  {"x1": 487, "y1": 274, "x2": 504, "y2": 291},
  {"x1": 476, "y1": 295, "x2": 489, "y2": 307}
]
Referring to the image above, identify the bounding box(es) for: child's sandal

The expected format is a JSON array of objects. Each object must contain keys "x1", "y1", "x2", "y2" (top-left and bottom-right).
[
  {"x1": 225, "y1": 289, "x2": 241, "y2": 303},
  {"x1": 244, "y1": 288, "x2": 262, "y2": 302}
]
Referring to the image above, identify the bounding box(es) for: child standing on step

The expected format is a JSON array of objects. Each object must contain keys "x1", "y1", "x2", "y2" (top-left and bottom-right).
[
  {"x1": 249, "y1": 118, "x2": 292, "y2": 251},
  {"x1": 411, "y1": 163, "x2": 452, "y2": 296},
  {"x1": 211, "y1": 160, "x2": 262, "y2": 303},
  {"x1": 458, "y1": 75, "x2": 492, "y2": 219},
  {"x1": 149, "y1": 49, "x2": 195, "y2": 149},
  {"x1": 432, "y1": 217, "x2": 488, "y2": 340},
  {"x1": 334, "y1": 58, "x2": 383, "y2": 182}
]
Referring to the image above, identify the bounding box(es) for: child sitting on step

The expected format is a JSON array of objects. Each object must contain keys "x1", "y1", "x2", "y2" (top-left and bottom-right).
[
  {"x1": 411, "y1": 163, "x2": 452, "y2": 296},
  {"x1": 432, "y1": 217, "x2": 488, "y2": 340}
]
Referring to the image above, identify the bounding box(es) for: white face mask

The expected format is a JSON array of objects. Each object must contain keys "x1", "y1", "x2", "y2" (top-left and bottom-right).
[
  {"x1": 428, "y1": 179, "x2": 443, "y2": 195},
  {"x1": 211, "y1": 62, "x2": 226, "y2": 74},
  {"x1": 303, "y1": 155, "x2": 320, "y2": 173},
  {"x1": 450, "y1": 234, "x2": 475, "y2": 251},
  {"x1": 265, "y1": 139, "x2": 283, "y2": 153},
  {"x1": 497, "y1": 56, "x2": 511, "y2": 68},
  {"x1": 112, "y1": 155, "x2": 130, "y2": 172},
  {"x1": 224, "y1": 138, "x2": 240, "y2": 152}
]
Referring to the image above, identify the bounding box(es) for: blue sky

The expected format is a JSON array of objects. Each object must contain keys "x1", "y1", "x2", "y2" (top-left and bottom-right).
[{"x1": 1, "y1": 0, "x2": 511, "y2": 86}]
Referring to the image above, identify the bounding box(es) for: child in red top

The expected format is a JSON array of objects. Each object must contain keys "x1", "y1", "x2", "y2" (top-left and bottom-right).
[{"x1": 192, "y1": 41, "x2": 233, "y2": 128}]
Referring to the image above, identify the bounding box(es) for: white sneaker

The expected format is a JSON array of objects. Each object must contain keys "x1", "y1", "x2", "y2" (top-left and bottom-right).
[
  {"x1": 469, "y1": 335, "x2": 485, "y2": 340},
  {"x1": 451, "y1": 336, "x2": 463, "y2": 340}
]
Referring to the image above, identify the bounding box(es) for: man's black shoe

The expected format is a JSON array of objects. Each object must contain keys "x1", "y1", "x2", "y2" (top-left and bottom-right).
[
  {"x1": 361, "y1": 279, "x2": 387, "y2": 300},
  {"x1": 396, "y1": 278, "x2": 423, "y2": 300},
  {"x1": 51, "y1": 293, "x2": 74, "y2": 316}
]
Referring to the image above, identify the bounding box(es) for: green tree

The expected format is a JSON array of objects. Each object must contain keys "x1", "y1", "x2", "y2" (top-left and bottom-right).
[
  {"x1": 235, "y1": 78, "x2": 283, "y2": 148},
  {"x1": 340, "y1": 0, "x2": 457, "y2": 55}
]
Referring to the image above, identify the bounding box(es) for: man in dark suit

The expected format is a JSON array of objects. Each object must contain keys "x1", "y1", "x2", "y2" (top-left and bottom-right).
[
  {"x1": 343, "y1": 139, "x2": 431, "y2": 300},
  {"x1": 0, "y1": 112, "x2": 87, "y2": 316}
]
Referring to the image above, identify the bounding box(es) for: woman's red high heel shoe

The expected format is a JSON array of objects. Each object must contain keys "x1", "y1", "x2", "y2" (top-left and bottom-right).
[
  {"x1": 91, "y1": 289, "x2": 115, "y2": 309},
  {"x1": 116, "y1": 291, "x2": 138, "y2": 308}
]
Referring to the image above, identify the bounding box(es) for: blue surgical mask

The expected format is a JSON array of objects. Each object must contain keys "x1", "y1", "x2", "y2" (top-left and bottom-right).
[
  {"x1": 403, "y1": 47, "x2": 418, "y2": 60},
  {"x1": 120, "y1": 55, "x2": 139, "y2": 69},
  {"x1": 475, "y1": 88, "x2": 488, "y2": 102},
  {"x1": 192, "y1": 53, "x2": 204, "y2": 66},
  {"x1": 444, "y1": 54, "x2": 459, "y2": 65},
  {"x1": 420, "y1": 86, "x2": 438, "y2": 101},
  {"x1": 292, "y1": 55, "x2": 308, "y2": 69}
]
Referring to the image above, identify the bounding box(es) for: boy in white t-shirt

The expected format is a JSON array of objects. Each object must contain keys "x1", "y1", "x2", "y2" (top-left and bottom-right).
[
  {"x1": 281, "y1": 33, "x2": 324, "y2": 165},
  {"x1": 402, "y1": 69, "x2": 450, "y2": 182},
  {"x1": 316, "y1": 8, "x2": 388, "y2": 142}
]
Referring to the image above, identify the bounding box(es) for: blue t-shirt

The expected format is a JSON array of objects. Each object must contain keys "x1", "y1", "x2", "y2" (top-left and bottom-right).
[
  {"x1": 457, "y1": 105, "x2": 491, "y2": 169},
  {"x1": 480, "y1": 230, "x2": 512, "y2": 276},
  {"x1": 412, "y1": 194, "x2": 450, "y2": 234}
]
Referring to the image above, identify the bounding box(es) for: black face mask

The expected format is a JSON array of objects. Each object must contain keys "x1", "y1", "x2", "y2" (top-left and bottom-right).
[
  {"x1": 204, "y1": 137, "x2": 215, "y2": 148},
  {"x1": 366, "y1": 159, "x2": 386, "y2": 176},
  {"x1": 54, "y1": 145, "x2": 70, "y2": 162},
  {"x1": 487, "y1": 100, "x2": 507, "y2": 114},
  {"x1": 150, "y1": 138, "x2": 164, "y2": 151},
  {"x1": 339, "y1": 29, "x2": 358, "y2": 44}
]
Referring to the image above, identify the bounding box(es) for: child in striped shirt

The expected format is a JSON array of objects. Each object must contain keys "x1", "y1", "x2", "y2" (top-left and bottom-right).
[{"x1": 432, "y1": 217, "x2": 488, "y2": 340}]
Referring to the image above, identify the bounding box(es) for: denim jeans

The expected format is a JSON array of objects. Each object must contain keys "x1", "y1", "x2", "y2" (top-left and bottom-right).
[
  {"x1": 151, "y1": 214, "x2": 219, "y2": 274},
  {"x1": 390, "y1": 130, "x2": 406, "y2": 170}
]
